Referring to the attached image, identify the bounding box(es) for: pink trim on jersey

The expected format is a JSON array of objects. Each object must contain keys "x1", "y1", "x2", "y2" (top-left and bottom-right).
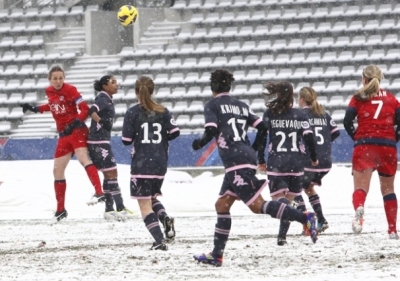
[
  {"x1": 131, "y1": 195, "x2": 152, "y2": 200},
  {"x1": 205, "y1": 122, "x2": 218, "y2": 128},
  {"x1": 169, "y1": 127, "x2": 179, "y2": 134},
  {"x1": 304, "y1": 167, "x2": 331, "y2": 172},
  {"x1": 131, "y1": 175, "x2": 165, "y2": 179},
  {"x1": 215, "y1": 92, "x2": 230, "y2": 97},
  {"x1": 100, "y1": 167, "x2": 117, "y2": 172},
  {"x1": 218, "y1": 190, "x2": 240, "y2": 199},
  {"x1": 87, "y1": 140, "x2": 110, "y2": 144},
  {"x1": 303, "y1": 130, "x2": 313, "y2": 135},
  {"x1": 287, "y1": 191, "x2": 302, "y2": 197},
  {"x1": 331, "y1": 127, "x2": 339, "y2": 133},
  {"x1": 270, "y1": 188, "x2": 289, "y2": 197},
  {"x1": 245, "y1": 179, "x2": 268, "y2": 206},
  {"x1": 267, "y1": 171, "x2": 304, "y2": 176},
  {"x1": 122, "y1": 136, "x2": 132, "y2": 142},
  {"x1": 92, "y1": 104, "x2": 100, "y2": 111},
  {"x1": 226, "y1": 164, "x2": 257, "y2": 173},
  {"x1": 252, "y1": 118, "x2": 262, "y2": 128}
]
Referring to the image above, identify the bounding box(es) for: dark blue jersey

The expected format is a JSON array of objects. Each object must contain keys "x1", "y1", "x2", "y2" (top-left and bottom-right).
[
  {"x1": 204, "y1": 93, "x2": 262, "y2": 170},
  {"x1": 88, "y1": 91, "x2": 115, "y2": 141},
  {"x1": 122, "y1": 104, "x2": 179, "y2": 176},
  {"x1": 264, "y1": 108, "x2": 313, "y2": 174},
  {"x1": 300, "y1": 107, "x2": 339, "y2": 170}
]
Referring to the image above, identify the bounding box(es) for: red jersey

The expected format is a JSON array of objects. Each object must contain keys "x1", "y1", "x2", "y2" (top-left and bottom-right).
[
  {"x1": 348, "y1": 89, "x2": 399, "y2": 141},
  {"x1": 38, "y1": 83, "x2": 89, "y2": 132}
]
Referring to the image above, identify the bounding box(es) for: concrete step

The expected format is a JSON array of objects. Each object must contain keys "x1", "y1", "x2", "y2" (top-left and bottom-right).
[{"x1": 143, "y1": 31, "x2": 177, "y2": 37}]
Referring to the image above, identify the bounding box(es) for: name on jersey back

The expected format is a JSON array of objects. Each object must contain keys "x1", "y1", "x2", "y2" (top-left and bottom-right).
[{"x1": 220, "y1": 104, "x2": 249, "y2": 116}]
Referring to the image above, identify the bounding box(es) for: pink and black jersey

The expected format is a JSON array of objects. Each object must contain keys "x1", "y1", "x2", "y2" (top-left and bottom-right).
[
  {"x1": 203, "y1": 93, "x2": 262, "y2": 170},
  {"x1": 88, "y1": 91, "x2": 115, "y2": 141}
]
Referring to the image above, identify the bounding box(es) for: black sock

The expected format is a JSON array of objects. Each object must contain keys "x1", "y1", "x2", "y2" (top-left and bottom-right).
[
  {"x1": 144, "y1": 213, "x2": 164, "y2": 244},
  {"x1": 294, "y1": 194, "x2": 307, "y2": 212},
  {"x1": 152, "y1": 200, "x2": 167, "y2": 223},
  {"x1": 309, "y1": 194, "x2": 325, "y2": 222},
  {"x1": 106, "y1": 179, "x2": 124, "y2": 211},
  {"x1": 103, "y1": 179, "x2": 114, "y2": 212},
  {"x1": 277, "y1": 198, "x2": 291, "y2": 238},
  {"x1": 212, "y1": 213, "x2": 231, "y2": 258},
  {"x1": 261, "y1": 200, "x2": 307, "y2": 224}
]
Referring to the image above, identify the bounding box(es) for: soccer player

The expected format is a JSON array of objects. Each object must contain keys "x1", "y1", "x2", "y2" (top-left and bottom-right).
[
  {"x1": 192, "y1": 70, "x2": 318, "y2": 267},
  {"x1": 294, "y1": 87, "x2": 340, "y2": 233},
  {"x1": 87, "y1": 75, "x2": 135, "y2": 221},
  {"x1": 122, "y1": 76, "x2": 179, "y2": 250},
  {"x1": 343, "y1": 65, "x2": 399, "y2": 239},
  {"x1": 257, "y1": 81, "x2": 320, "y2": 246},
  {"x1": 20, "y1": 65, "x2": 105, "y2": 225}
]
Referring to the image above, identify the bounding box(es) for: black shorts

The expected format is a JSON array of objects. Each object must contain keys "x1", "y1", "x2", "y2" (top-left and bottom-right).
[
  {"x1": 87, "y1": 142, "x2": 117, "y2": 171},
  {"x1": 268, "y1": 175, "x2": 304, "y2": 197},
  {"x1": 219, "y1": 168, "x2": 267, "y2": 206},
  {"x1": 302, "y1": 171, "x2": 329, "y2": 189},
  {"x1": 130, "y1": 177, "x2": 164, "y2": 200}
]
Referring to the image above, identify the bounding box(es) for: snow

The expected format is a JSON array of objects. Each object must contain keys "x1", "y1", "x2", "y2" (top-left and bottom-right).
[{"x1": 0, "y1": 160, "x2": 399, "y2": 280}]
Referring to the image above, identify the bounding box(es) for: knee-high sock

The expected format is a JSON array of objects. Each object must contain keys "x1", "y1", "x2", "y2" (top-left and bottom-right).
[
  {"x1": 212, "y1": 213, "x2": 231, "y2": 258},
  {"x1": 294, "y1": 194, "x2": 307, "y2": 212},
  {"x1": 309, "y1": 194, "x2": 325, "y2": 222},
  {"x1": 352, "y1": 189, "x2": 367, "y2": 210},
  {"x1": 107, "y1": 179, "x2": 124, "y2": 211},
  {"x1": 54, "y1": 180, "x2": 66, "y2": 212},
  {"x1": 84, "y1": 164, "x2": 103, "y2": 195},
  {"x1": 261, "y1": 200, "x2": 307, "y2": 224},
  {"x1": 103, "y1": 179, "x2": 114, "y2": 212},
  {"x1": 383, "y1": 193, "x2": 397, "y2": 234},
  {"x1": 152, "y1": 200, "x2": 167, "y2": 223},
  {"x1": 144, "y1": 213, "x2": 164, "y2": 244},
  {"x1": 277, "y1": 198, "x2": 291, "y2": 238}
]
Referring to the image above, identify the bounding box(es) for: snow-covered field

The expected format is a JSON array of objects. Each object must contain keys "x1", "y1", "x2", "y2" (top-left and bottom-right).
[{"x1": 0, "y1": 160, "x2": 399, "y2": 281}]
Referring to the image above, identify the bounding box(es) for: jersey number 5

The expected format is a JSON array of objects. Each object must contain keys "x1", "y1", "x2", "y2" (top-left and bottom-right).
[{"x1": 141, "y1": 122, "x2": 162, "y2": 144}]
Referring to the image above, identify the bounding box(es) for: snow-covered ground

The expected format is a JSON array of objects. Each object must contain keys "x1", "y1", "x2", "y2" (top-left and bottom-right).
[{"x1": 0, "y1": 160, "x2": 399, "y2": 281}]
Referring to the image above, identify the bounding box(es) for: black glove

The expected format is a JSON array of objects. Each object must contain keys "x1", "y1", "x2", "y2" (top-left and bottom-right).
[
  {"x1": 20, "y1": 103, "x2": 38, "y2": 113},
  {"x1": 192, "y1": 139, "x2": 202, "y2": 151},
  {"x1": 63, "y1": 119, "x2": 81, "y2": 136},
  {"x1": 99, "y1": 119, "x2": 112, "y2": 131}
]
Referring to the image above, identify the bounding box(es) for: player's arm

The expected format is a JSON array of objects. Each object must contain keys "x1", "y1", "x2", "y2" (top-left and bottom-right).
[
  {"x1": 301, "y1": 120, "x2": 318, "y2": 164},
  {"x1": 88, "y1": 103, "x2": 113, "y2": 131},
  {"x1": 76, "y1": 98, "x2": 89, "y2": 122},
  {"x1": 122, "y1": 108, "x2": 135, "y2": 145},
  {"x1": 252, "y1": 121, "x2": 268, "y2": 165},
  {"x1": 192, "y1": 125, "x2": 218, "y2": 150},
  {"x1": 395, "y1": 107, "x2": 400, "y2": 142},
  {"x1": 343, "y1": 107, "x2": 357, "y2": 140},
  {"x1": 21, "y1": 103, "x2": 49, "y2": 113},
  {"x1": 164, "y1": 109, "x2": 180, "y2": 141}
]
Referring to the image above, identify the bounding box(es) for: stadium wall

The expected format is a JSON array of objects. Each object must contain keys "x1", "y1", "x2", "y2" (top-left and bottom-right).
[{"x1": 0, "y1": 129, "x2": 357, "y2": 166}]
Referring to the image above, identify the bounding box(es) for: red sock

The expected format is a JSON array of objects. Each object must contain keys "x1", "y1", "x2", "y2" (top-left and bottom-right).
[
  {"x1": 54, "y1": 180, "x2": 66, "y2": 212},
  {"x1": 85, "y1": 164, "x2": 103, "y2": 195},
  {"x1": 352, "y1": 189, "x2": 367, "y2": 210},
  {"x1": 383, "y1": 193, "x2": 398, "y2": 234}
]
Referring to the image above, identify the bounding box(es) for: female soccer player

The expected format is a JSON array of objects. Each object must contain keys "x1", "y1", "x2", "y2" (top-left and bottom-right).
[
  {"x1": 122, "y1": 76, "x2": 179, "y2": 250},
  {"x1": 257, "y1": 81, "x2": 319, "y2": 246},
  {"x1": 294, "y1": 87, "x2": 340, "y2": 233},
  {"x1": 343, "y1": 65, "x2": 399, "y2": 239},
  {"x1": 192, "y1": 70, "x2": 317, "y2": 267},
  {"x1": 20, "y1": 65, "x2": 105, "y2": 225},
  {"x1": 87, "y1": 75, "x2": 134, "y2": 221}
]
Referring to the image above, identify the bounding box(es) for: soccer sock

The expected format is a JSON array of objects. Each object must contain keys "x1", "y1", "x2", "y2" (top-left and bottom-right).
[
  {"x1": 107, "y1": 179, "x2": 124, "y2": 211},
  {"x1": 309, "y1": 194, "x2": 325, "y2": 222},
  {"x1": 54, "y1": 180, "x2": 66, "y2": 212},
  {"x1": 144, "y1": 213, "x2": 164, "y2": 244},
  {"x1": 152, "y1": 200, "x2": 167, "y2": 223},
  {"x1": 277, "y1": 198, "x2": 291, "y2": 238},
  {"x1": 352, "y1": 189, "x2": 367, "y2": 210},
  {"x1": 84, "y1": 164, "x2": 103, "y2": 195},
  {"x1": 383, "y1": 193, "x2": 397, "y2": 234},
  {"x1": 294, "y1": 194, "x2": 307, "y2": 212},
  {"x1": 261, "y1": 200, "x2": 307, "y2": 224},
  {"x1": 212, "y1": 213, "x2": 231, "y2": 258},
  {"x1": 103, "y1": 179, "x2": 114, "y2": 212}
]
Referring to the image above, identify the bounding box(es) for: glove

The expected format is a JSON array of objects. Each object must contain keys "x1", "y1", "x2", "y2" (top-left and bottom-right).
[
  {"x1": 62, "y1": 119, "x2": 81, "y2": 136},
  {"x1": 99, "y1": 119, "x2": 112, "y2": 131},
  {"x1": 192, "y1": 139, "x2": 202, "y2": 151},
  {"x1": 20, "y1": 103, "x2": 38, "y2": 113}
]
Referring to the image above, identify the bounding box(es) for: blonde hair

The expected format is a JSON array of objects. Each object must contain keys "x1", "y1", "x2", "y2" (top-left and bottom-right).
[
  {"x1": 299, "y1": 87, "x2": 325, "y2": 116},
  {"x1": 355, "y1": 65, "x2": 384, "y2": 100},
  {"x1": 135, "y1": 76, "x2": 165, "y2": 113}
]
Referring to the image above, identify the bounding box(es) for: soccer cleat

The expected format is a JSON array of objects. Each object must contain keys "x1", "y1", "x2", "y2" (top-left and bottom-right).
[
  {"x1": 163, "y1": 216, "x2": 176, "y2": 241},
  {"x1": 118, "y1": 208, "x2": 136, "y2": 220},
  {"x1": 49, "y1": 210, "x2": 68, "y2": 225},
  {"x1": 303, "y1": 212, "x2": 318, "y2": 243},
  {"x1": 151, "y1": 241, "x2": 168, "y2": 251},
  {"x1": 104, "y1": 211, "x2": 126, "y2": 222},
  {"x1": 389, "y1": 232, "x2": 399, "y2": 240},
  {"x1": 317, "y1": 219, "x2": 329, "y2": 233},
  {"x1": 352, "y1": 206, "x2": 364, "y2": 234},
  {"x1": 86, "y1": 194, "x2": 106, "y2": 206},
  {"x1": 193, "y1": 253, "x2": 223, "y2": 267},
  {"x1": 277, "y1": 237, "x2": 287, "y2": 246}
]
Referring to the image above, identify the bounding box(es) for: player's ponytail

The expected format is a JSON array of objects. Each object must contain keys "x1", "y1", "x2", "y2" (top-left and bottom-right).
[
  {"x1": 135, "y1": 76, "x2": 165, "y2": 113},
  {"x1": 299, "y1": 87, "x2": 325, "y2": 116},
  {"x1": 93, "y1": 75, "x2": 113, "y2": 92},
  {"x1": 264, "y1": 81, "x2": 293, "y2": 115},
  {"x1": 355, "y1": 65, "x2": 383, "y2": 100}
]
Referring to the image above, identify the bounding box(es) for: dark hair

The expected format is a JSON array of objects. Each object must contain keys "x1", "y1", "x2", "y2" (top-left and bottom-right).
[
  {"x1": 210, "y1": 69, "x2": 235, "y2": 93},
  {"x1": 299, "y1": 87, "x2": 325, "y2": 116},
  {"x1": 264, "y1": 81, "x2": 293, "y2": 115},
  {"x1": 94, "y1": 75, "x2": 113, "y2": 92},
  {"x1": 48, "y1": 65, "x2": 64, "y2": 79},
  {"x1": 135, "y1": 76, "x2": 165, "y2": 113}
]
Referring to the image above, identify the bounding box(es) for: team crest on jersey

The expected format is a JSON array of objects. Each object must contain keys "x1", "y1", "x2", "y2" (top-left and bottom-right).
[
  {"x1": 330, "y1": 119, "x2": 336, "y2": 127},
  {"x1": 170, "y1": 118, "x2": 177, "y2": 126},
  {"x1": 233, "y1": 172, "x2": 248, "y2": 186},
  {"x1": 59, "y1": 96, "x2": 64, "y2": 101},
  {"x1": 301, "y1": 121, "x2": 310, "y2": 129}
]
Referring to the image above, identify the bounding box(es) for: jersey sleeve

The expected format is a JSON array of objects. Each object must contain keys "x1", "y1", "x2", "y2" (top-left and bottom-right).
[
  {"x1": 92, "y1": 95, "x2": 109, "y2": 112},
  {"x1": 327, "y1": 114, "x2": 339, "y2": 134},
  {"x1": 122, "y1": 108, "x2": 136, "y2": 143},
  {"x1": 69, "y1": 86, "x2": 88, "y2": 121},
  {"x1": 204, "y1": 100, "x2": 218, "y2": 129},
  {"x1": 163, "y1": 108, "x2": 179, "y2": 135},
  {"x1": 247, "y1": 107, "x2": 262, "y2": 128}
]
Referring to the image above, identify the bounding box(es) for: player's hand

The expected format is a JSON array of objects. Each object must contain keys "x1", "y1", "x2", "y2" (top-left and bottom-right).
[
  {"x1": 99, "y1": 119, "x2": 112, "y2": 131},
  {"x1": 257, "y1": 163, "x2": 267, "y2": 172},
  {"x1": 20, "y1": 103, "x2": 38, "y2": 113},
  {"x1": 63, "y1": 119, "x2": 81, "y2": 136},
  {"x1": 192, "y1": 139, "x2": 202, "y2": 150},
  {"x1": 311, "y1": 159, "x2": 319, "y2": 166}
]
